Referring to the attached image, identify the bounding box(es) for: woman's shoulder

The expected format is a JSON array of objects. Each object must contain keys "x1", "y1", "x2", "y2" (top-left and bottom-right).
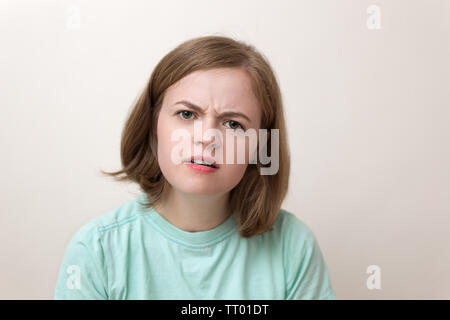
[
  {"x1": 54, "y1": 195, "x2": 144, "y2": 300},
  {"x1": 67, "y1": 194, "x2": 146, "y2": 245},
  {"x1": 275, "y1": 209, "x2": 335, "y2": 300},
  {"x1": 274, "y1": 208, "x2": 316, "y2": 243}
]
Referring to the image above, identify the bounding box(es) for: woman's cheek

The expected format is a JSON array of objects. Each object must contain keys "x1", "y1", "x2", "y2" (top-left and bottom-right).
[
  {"x1": 221, "y1": 133, "x2": 252, "y2": 165},
  {"x1": 158, "y1": 124, "x2": 183, "y2": 169}
]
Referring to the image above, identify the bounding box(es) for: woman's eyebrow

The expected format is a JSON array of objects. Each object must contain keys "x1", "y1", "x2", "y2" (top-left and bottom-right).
[{"x1": 173, "y1": 100, "x2": 251, "y2": 123}]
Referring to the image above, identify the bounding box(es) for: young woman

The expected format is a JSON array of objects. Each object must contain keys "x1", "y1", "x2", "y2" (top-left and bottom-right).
[{"x1": 54, "y1": 35, "x2": 337, "y2": 300}]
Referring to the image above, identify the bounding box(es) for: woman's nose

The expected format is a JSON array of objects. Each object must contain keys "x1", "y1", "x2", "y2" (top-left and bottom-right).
[{"x1": 192, "y1": 119, "x2": 222, "y2": 147}]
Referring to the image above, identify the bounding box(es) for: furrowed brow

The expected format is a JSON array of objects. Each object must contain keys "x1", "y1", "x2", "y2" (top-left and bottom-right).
[{"x1": 174, "y1": 100, "x2": 251, "y2": 123}]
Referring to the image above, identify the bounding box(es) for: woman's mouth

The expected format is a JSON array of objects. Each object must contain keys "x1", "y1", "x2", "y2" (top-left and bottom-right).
[
  {"x1": 184, "y1": 159, "x2": 218, "y2": 173},
  {"x1": 188, "y1": 159, "x2": 217, "y2": 168}
]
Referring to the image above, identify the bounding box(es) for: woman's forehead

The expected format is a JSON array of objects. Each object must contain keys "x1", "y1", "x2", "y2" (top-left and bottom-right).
[{"x1": 164, "y1": 68, "x2": 261, "y2": 119}]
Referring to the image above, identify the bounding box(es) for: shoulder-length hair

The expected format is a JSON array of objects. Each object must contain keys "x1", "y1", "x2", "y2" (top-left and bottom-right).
[{"x1": 102, "y1": 35, "x2": 290, "y2": 238}]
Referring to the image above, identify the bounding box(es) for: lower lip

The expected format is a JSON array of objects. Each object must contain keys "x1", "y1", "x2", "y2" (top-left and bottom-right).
[{"x1": 184, "y1": 162, "x2": 218, "y2": 173}]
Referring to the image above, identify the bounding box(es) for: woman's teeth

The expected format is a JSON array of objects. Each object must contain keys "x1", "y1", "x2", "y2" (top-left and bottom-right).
[{"x1": 191, "y1": 160, "x2": 216, "y2": 168}]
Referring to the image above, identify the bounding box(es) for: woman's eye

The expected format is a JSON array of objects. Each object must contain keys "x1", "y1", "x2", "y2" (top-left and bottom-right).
[
  {"x1": 176, "y1": 110, "x2": 195, "y2": 120},
  {"x1": 225, "y1": 120, "x2": 244, "y2": 131},
  {"x1": 176, "y1": 110, "x2": 244, "y2": 131}
]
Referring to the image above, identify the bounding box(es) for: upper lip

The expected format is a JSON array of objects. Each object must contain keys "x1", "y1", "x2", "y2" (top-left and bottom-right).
[{"x1": 184, "y1": 155, "x2": 218, "y2": 168}]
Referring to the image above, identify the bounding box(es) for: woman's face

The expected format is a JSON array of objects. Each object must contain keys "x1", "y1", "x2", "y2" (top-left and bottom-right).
[{"x1": 156, "y1": 67, "x2": 262, "y2": 196}]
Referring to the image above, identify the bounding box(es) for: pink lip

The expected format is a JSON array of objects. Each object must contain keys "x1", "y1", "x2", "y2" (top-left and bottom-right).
[
  {"x1": 184, "y1": 162, "x2": 218, "y2": 173},
  {"x1": 183, "y1": 155, "x2": 219, "y2": 168}
]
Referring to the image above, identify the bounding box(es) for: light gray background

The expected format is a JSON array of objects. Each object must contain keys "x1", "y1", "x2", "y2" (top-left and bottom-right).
[{"x1": 1, "y1": 0, "x2": 449, "y2": 299}]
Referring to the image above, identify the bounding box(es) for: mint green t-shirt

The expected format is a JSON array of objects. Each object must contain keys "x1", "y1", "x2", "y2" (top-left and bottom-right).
[{"x1": 54, "y1": 194, "x2": 336, "y2": 300}]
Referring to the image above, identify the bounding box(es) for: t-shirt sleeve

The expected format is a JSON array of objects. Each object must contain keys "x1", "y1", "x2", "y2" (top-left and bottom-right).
[
  {"x1": 53, "y1": 220, "x2": 109, "y2": 300},
  {"x1": 283, "y1": 212, "x2": 337, "y2": 300}
]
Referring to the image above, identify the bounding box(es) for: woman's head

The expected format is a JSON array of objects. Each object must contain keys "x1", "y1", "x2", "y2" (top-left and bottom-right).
[
  {"x1": 156, "y1": 67, "x2": 262, "y2": 197},
  {"x1": 102, "y1": 35, "x2": 290, "y2": 237}
]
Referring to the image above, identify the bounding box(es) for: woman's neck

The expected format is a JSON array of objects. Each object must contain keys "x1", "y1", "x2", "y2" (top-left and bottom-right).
[{"x1": 153, "y1": 186, "x2": 232, "y2": 232}]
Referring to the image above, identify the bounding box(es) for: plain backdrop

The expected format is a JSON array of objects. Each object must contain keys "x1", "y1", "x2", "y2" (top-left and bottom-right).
[{"x1": 0, "y1": 0, "x2": 449, "y2": 299}]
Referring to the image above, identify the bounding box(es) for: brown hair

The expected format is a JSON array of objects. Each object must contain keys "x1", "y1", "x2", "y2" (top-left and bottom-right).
[{"x1": 101, "y1": 35, "x2": 290, "y2": 238}]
